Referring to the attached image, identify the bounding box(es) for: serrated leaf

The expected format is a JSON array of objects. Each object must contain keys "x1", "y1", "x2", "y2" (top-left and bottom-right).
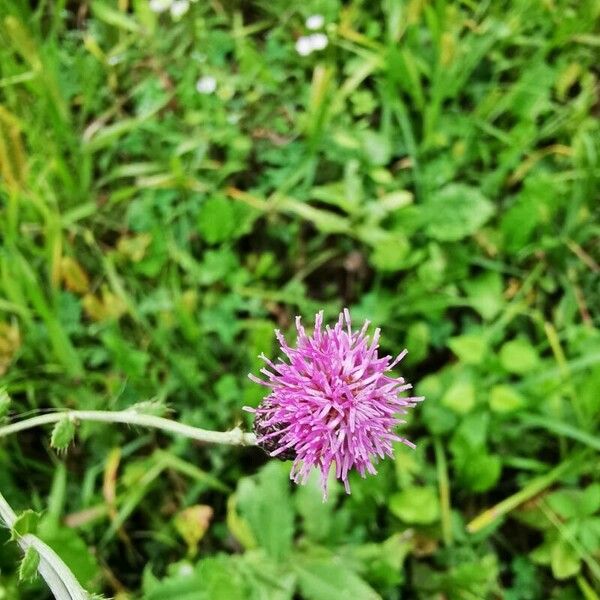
[
  {"x1": 18, "y1": 547, "x2": 40, "y2": 582},
  {"x1": 50, "y1": 417, "x2": 76, "y2": 451},
  {"x1": 12, "y1": 510, "x2": 41, "y2": 540}
]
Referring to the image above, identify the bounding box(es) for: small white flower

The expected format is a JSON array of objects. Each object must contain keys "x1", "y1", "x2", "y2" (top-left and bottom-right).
[
  {"x1": 295, "y1": 33, "x2": 329, "y2": 57},
  {"x1": 149, "y1": 0, "x2": 171, "y2": 13},
  {"x1": 305, "y1": 14, "x2": 325, "y2": 30},
  {"x1": 295, "y1": 35, "x2": 314, "y2": 57},
  {"x1": 309, "y1": 32, "x2": 328, "y2": 51},
  {"x1": 170, "y1": 0, "x2": 189, "y2": 19},
  {"x1": 196, "y1": 75, "x2": 217, "y2": 95}
]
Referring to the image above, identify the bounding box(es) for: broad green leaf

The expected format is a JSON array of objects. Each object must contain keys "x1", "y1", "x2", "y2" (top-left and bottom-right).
[
  {"x1": 38, "y1": 525, "x2": 100, "y2": 589},
  {"x1": 236, "y1": 462, "x2": 294, "y2": 560},
  {"x1": 360, "y1": 130, "x2": 391, "y2": 166},
  {"x1": 459, "y1": 453, "x2": 502, "y2": 493},
  {"x1": 197, "y1": 196, "x2": 236, "y2": 244},
  {"x1": 242, "y1": 550, "x2": 296, "y2": 600},
  {"x1": 463, "y1": 271, "x2": 504, "y2": 320},
  {"x1": 448, "y1": 333, "x2": 488, "y2": 365},
  {"x1": 295, "y1": 471, "x2": 333, "y2": 543},
  {"x1": 424, "y1": 184, "x2": 494, "y2": 242},
  {"x1": 579, "y1": 517, "x2": 600, "y2": 554},
  {"x1": 346, "y1": 533, "x2": 411, "y2": 587},
  {"x1": 369, "y1": 235, "x2": 411, "y2": 272},
  {"x1": 403, "y1": 321, "x2": 430, "y2": 365},
  {"x1": 500, "y1": 338, "x2": 539, "y2": 374},
  {"x1": 530, "y1": 541, "x2": 552, "y2": 566},
  {"x1": 550, "y1": 539, "x2": 580, "y2": 580},
  {"x1": 441, "y1": 378, "x2": 476, "y2": 414},
  {"x1": 144, "y1": 557, "x2": 246, "y2": 600},
  {"x1": 389, "y1": 486, "x2": 440, "y2": 524},
  {"x1": 547, "y1": 485, "x2": 600, "y2": 520},
  {"x1": 507, "y1": 60, "x2": 554, "y2": 120},
  {"x1": 489, "y1": 385, "x2": 525, "y2": 413},
  {"x1": 582, "y1": 484, "x2": 600, "y2": 516},
  {"x1": 451, "y1": 411, "x2": 490, "y2": 451},
  {"x1": 295, "y1": 558, "x2": 380, "y2": 600}
]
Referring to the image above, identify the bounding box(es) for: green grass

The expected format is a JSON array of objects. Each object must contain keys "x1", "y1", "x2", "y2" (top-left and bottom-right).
[{"x1": 0, "y1": 0, "x2": 599, "y2": 598}]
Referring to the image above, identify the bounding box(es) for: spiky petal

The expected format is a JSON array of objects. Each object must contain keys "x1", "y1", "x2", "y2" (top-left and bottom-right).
[{"x1": 245, "y1": 310, "x2": 422, "y2": 499}]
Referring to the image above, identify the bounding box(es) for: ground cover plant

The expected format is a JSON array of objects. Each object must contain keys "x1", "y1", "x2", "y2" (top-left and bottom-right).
[{"x1": 0, "y1": 0, "x2": 599, "y2": 598}]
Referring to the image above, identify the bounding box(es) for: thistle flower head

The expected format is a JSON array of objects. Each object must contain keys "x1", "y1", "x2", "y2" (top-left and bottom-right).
[{"x1": 246, "y1": 310, "x2": 422, "y2": 499}]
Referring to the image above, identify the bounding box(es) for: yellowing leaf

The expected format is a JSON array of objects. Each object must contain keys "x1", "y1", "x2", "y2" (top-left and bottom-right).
[
  {"x1": 173, "y1": 505, "x2": 214, "y2": 556},
  {"x1": 226, "y1": 495, "x2": 257, "y2": 551},
  {"x1": 117, "y1": 233, "x2": 151, "y2": 262},
  {"x1": 0, "y1": 105, "x2": 27, "y2": 192},
  {"x1": 83, "y1": 286, "x2": 127, "y2": 322},
  {"x1": 60, "y1": 256, "x2": 90, "y2": 294},
  {"x1": 0, "y1": 321, "x2": 21, "y2": 376}
]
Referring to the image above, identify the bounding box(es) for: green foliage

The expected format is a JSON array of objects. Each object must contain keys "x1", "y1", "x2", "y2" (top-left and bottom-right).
[
  {"x1": 0, "y1": 0, "x2": 599, "y2": 597},
  {"x1": 11, "y1": 511, "x2": 41, "y2": 541},
  {"x1": 294, "y1": 557, "x2": 380, "y2": 600},
  {"x1": 18, "y1": 548, "x2": 39, "y2": 583},
  {"x1": 389, "y1": 486, "x2": 440, "y2": 525},
  {"x1": 236, "y1": 462, "x2": 294, "y2": 561},
  {"x1": 50, "y1": 417, "x2": 76, "y2": 451},
  {"x1": 423, "y1": 184, "x2": 495, "y2": 242},
  {"x1": 0, "y1": 387, "x2": 11, "y2": 420}
]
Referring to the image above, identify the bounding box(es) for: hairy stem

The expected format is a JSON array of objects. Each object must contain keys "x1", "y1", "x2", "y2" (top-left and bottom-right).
[
  {"x1": 0, "y1": 409, "x2": 257, "y2": 446},
  {"x1": 0, "y1": 491, "x2": 88, "y2": 600},
  {"x1": 0, "y1": 409, "x2": 256, "y2": 598}
]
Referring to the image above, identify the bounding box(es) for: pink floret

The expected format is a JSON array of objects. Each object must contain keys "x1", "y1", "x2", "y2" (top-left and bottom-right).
[{"x1": 245, "y1": 309, "x2": 423, "y2": 499}]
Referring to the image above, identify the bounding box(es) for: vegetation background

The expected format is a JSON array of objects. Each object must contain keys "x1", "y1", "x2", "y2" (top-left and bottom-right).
[{"x1": 0, "y1": 0, "x2": 599, "y2": 598}]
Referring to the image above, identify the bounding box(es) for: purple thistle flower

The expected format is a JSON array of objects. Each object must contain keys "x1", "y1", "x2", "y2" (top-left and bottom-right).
[{"x1": 245, "y1": 309, "x2": 423, "y2": 499}]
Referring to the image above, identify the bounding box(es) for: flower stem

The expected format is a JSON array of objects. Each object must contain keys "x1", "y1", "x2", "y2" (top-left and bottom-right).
[
  {"x1": 0, "y1": 491, "x2": 88, "y2": 600},
  {"x1": 0, "y1": 409, "x2": 256, "y2": 598},
  {"x1": 0, "y1": 410, "x2": 257, "y2": 446}
]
